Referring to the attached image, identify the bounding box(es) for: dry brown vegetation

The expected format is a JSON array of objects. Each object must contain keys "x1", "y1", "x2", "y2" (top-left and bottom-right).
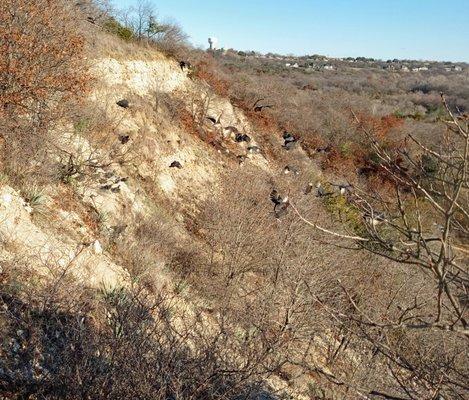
[
  {"x1": 0, "y1": 1, "x2": 468, "y2": 399},
  {"x1": 185, "y1": 50, "x2": 469, "y2": 398},
  {"x1": 203, "y1": 51, "x2": 468, "y2": 180},
  {"x1": 0, "y1": 0, "x2": 90, "y2": 190}
]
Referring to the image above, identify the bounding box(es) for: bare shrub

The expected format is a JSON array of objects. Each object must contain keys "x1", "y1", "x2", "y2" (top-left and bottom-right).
[
  {"x1": 151, "y1": 20, "x2": 189, "y2": 58},
  {"x1": 117, "y1": 0, "x2": 189, "y2": 58},
  {"x1": 294, "y1": 99, "x2": 469, "y2": 398},
  {"x1": 0, "y1": 260, "x2": 285, "y2": 399}
]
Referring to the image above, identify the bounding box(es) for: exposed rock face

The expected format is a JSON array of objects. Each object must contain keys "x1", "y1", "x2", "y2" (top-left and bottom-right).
[
  {"x1": 1, "y1": 52, "x2": 317, "y2": 290},
  {"x1": 95, "y1": 58, "x2": 189, "y2": 97},
  {"x1": 0, "y1": 186, "x2": 128, "y2": 289},
  {"x1": 0, "y1": 55, "x2": 270, "y2": 290}
]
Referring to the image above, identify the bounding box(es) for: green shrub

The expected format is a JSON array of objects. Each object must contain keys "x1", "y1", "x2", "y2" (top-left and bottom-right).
[
  {"x1": 103, "y1": 18, "x2": 134, "y2": 42},
  {"x1": 339, "y1": 141, "x2": 353, "y2": 157},
  {"x1": 21, "y1": 184, "x2": 46, "y2": 214},
  {"x1": 421, "y1": 154, "x2": 438, "y2": 175},
  {"x1": 73, "y1": 117, "x2": 90, "y2": 134},
  {"x1": 320, "y1": 183, "x2": 365, "y2": 235}
]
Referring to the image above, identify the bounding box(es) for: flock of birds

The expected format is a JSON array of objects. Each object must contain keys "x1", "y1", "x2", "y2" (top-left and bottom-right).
[
  {"x1": 189, "y1": 106, "x2": 386, "y2": 225},
  {"x1": 271, "y1": 180, "x2": 387, "y2": 226},
  {"x1": 116, "y1": 92, "x2": 387, "y2": 226},
  {"x1": 270, "y1": 182, "x2": 353, "y2": 220},
  {"x1": 205, "y1": 112, "x2": 263, "y2": 159}
]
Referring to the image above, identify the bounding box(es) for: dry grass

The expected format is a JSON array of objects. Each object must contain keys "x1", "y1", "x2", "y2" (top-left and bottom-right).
[
  {"x1": 1, "y1": 3, "x2": 467, "y2": 399},
  {"x1": 90, "y1": 28, "x2": 168, "y2": 61}
]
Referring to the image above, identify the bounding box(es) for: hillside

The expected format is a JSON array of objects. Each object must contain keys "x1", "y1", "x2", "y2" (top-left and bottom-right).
[{"x1": 0, "y1": 2, "x2": 468, "y2": 399}]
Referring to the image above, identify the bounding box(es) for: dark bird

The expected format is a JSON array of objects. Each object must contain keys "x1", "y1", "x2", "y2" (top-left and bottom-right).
[
  {"x1": 253, "y1": 98, "x2": 273, "y2": 112},
  {"x1": 316, "y1": 183, "x2": 333, "y2": 197},
  {"x1": 282, "y1": 131, "x2": 298, "y2": 150},
  {"x1": 235, "y1": 133, "x2": 251, "y2": 143},
  {"x1": 179, "y1": 61, "x2": 192, "y2": 71},
  {"x1": 283, "y1": 131, "x2": 295, "y2": 141},
  {"x1": 270, "y1": 189, "x2": 282, "y2": 205},
  {"x1": 119, "y1": 134, "x2": 130, "y2": 144},
  {"x1": 270, "y1": 189, "x2": 290, "y2": 218},
  {"x1": 254, "y1": 104, "x2": 273, "y2": 112},
  {"x1": 169, "y1": 161, "x2": 183, "y2": 169},
  {"x1": 116, "y1": 99, "x2": 130, "y2": 109}
]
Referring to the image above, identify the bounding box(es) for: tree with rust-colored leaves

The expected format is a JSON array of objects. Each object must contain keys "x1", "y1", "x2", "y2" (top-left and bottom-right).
[
  {"x1": 0, "y1": 0, "x2": 89, "y2": 179},
  {"x1": 0, "y1": 0, "x2": 88, "y2": 122}
]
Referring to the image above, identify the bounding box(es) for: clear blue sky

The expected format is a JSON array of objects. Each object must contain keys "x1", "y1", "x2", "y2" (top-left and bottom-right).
[{"x1": 112, "y1": 0, "x2": 469, "y2": 62}]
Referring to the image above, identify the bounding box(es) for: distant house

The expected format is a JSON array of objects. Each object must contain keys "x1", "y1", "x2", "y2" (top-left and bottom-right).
[
  {"x1": 285, "y1": 63, "x2": 291, "y2": 67},
  {"x1": 323, "y1": 65, "x2": 335, "y2": 71},
  {"x1": 454, "y1": 66, "x2": 463, "y2": 72},
  {"x1": 401, "y1": 66, "x2": 410, "y2": 72},
  {"x1": 411, "y1": 66, "x2": 429, "y2": 72}
]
